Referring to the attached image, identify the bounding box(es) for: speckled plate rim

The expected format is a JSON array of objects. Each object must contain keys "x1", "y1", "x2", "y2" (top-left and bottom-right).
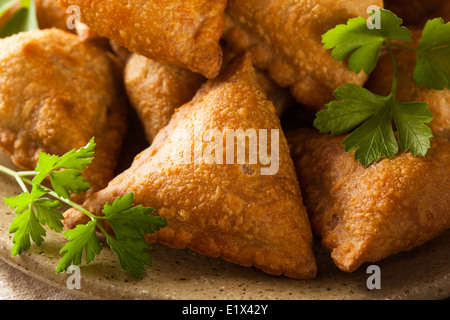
[{"x1": 1, "y1": 151, "x2": 450, "y2": 300}]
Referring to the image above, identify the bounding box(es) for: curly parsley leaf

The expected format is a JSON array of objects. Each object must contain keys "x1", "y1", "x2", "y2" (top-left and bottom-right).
[
  {"x1": 102, "y1": 193, "x2": 166, "y2": 239},
  {"x1": 315, "y1": 85, "x2": 433, "y2": 165},
  {"x1": 1, "y1": 137, "x2": 165, "y2": 278},
  {"x1": 0, "y1": 0, "x2": 38, "y2": 38},
  {"x1": 56, "y1": 193, "x2": 166, "y2": 278},
  {"x1": 322, "y1": 8, "x2": 411, "y2": 74},
  {"x1": 392, "y1": 101, "x2": 434, "y2": 156},
  {"x1": 100, "y1": 193, "x2": 167, "y2": 277},
  {"x1": 414, "y1": 18, "x2": 450, "y2": 90},
  {"x1": 56, "y1": 220, "x2": 103, "y2": 274},
  {"x1": 314, "y1": 83, "x2": 387, "y2": 135},
  {"x1": 106, "y1": 236, "x2": 153, "y2": 279},
  {"x1": 33, "y1": 138, "x2": 95, "y2": 199},
  {"x1": 4, "y1": 183, "x2": 47, "y2": 214},
  {"x1": 9, "y1": 206, "x2": 46, "y2": 256},
  {"x1": 5, "y1": 184, "x2": 56, "y2": 256}
]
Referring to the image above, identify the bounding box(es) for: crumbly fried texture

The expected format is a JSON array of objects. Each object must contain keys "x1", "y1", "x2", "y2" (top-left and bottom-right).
[
  {"x1": 0, "y1": 28, "x2": 127, "y2": 202},
  {"x1": 124, "y1": 53, "x2": 205, "y2": 143},
  {"x1": 221, "y1": 46, "x2": 294, "y2": 117},
  {"x1": 56, "y1": 0, "x2": 226, "y2": 79},
  {"x1": 64, "y1": 52, "x2": 317, "y2": 279},
  {"x1": 288, "y1": 129, "x2": 450, "y2": 272},
  {"x1": 222, "y1": 0, "x2": 381, "y2": 111},
  {"x1": 124, "y1": 51, "x2": 293, "y2": 143},
  {"x1": 366, "y1": 31, "x2": 450, "y2": 141}
]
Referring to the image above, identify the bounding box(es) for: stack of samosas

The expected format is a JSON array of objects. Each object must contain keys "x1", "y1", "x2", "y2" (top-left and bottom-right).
[{"x1": 0, "y1": 0, "x2": 448, "y2": 279}]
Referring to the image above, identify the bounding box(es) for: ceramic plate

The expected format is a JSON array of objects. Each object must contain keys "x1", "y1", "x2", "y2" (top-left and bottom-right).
[{"x1": 0, "y1": 135, "x2": 449, "y2": 300}]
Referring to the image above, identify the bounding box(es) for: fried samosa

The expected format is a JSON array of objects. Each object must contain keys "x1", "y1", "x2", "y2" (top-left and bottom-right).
[
  {"x1": 124, "y1": 53, "x2": 206, "y2": 143},
  {"x1": 289, "y1": 129, "x2": 450, "y2": 272},
  {"x1": 64, "y1": 52, "x2": 317, "y2": 279},
  {"x1": 0, "y1": 28, "x2": 127, "y2": 202},
  {"x1": 222, "y1": 0, "x2": 382, "y2": 110},
  {"x1": 56, "y1": 0, "x2": 227, "y2": 79},
  {"x1": 124, "y1": 51, "x2": 293, "y2": 143}
]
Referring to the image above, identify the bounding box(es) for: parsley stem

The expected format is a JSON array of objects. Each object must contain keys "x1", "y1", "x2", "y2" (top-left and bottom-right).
[
  {"x1": 385, "y1": 41, "x2": 398, "y2": 99},
  {"x1": 0, "y1": 163, "x2": 97, "y2": 221},
  {"x1": 0, "y1": 163, "x2": 114, "y2": 239},
  {"x1": 389, "y1": 42, "x2": 417, "y2": 52},
  {"x1": 14, "y1": 175, "x2": 28, "y2": 193},
  {"x1": 16, "y1": 171, "x2": 36, "y2": 176}
]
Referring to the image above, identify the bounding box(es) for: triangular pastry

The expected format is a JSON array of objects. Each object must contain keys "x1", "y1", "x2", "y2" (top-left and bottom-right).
[
  {"x1": 288, "y1": 129, "x2": 450, "y2": 272},
  {"x1": 56, "y1": 0, "x2": 227, "y2": 79},
  {"x1": 123, "y1": 51, "x2": 293, "y2": 144},
  {"x1": 0, "y1": 29, "x2": 127, "y2": 202},
  {"x1": 222, "y1": 0, "x2": 382, "y2": 110},
  {"x1": 64, "y1": 52, "x2": 317, "y2": 279}
]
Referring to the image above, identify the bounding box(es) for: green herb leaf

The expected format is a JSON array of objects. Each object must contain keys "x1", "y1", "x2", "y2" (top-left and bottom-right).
[
  {"x1": 9, "y1": 206, "x2": 46, "y2": 256},
  {"x1": 101, "y1": 193, "x2": 167, "y2": 277},
  {"x1": 4, "y1": 184, "x2": 64, "y2": 256},
  {"x1": 33, "y1": 198, "x2": 64, "y2": 233},
  {"x1": 48, "y1": 169, "x2": 91, "y2": 199},
  {"x1": 33, "y1": 138, "x2": 95, "y2": 199},
  {"x1": 102, "y1": 193, "x2": 166, "y2": 240},
  {"x1": 0, "y1": 136, "x2": 165, "y2": 277},
  {"x1": 414, "y1": 18, "x2": 450, "y2": 90},
  {"x1": 56, "y1": 220, "x2": 103, "y2": 274},
  {"x1": 4, "y1": 183, "x2": 47, "y2": 214},
  {"x1": 392, "y1": 101, "x2": 434, "y2": 156},
  {"x1": 322, "y1": 8, "x2": 411, "y2": 74},
  {"x1": 314, "y1": 85, "x2": 433, "y2": 166},
  {"x1": 314, "y1": 83, "x2": 387, "y2": 135},
  {"x1": 106, "y1": 236, "x2": 153, "y2": 279}
]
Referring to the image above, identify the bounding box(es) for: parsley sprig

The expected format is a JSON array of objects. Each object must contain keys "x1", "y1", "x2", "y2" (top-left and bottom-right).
[
  {"x1": 314, "y1": 8, "x2": 450, "y2": 166},
  {"x1": 0, "y1": 138, "x2": 167, "y2": 278},
  {"x1": 0, "y1": 0, "x2": 39, "y2": 38}
]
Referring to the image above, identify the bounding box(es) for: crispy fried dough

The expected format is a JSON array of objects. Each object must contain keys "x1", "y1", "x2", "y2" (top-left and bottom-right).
[
  {"x1": 289, "y1": 129, "x2": 450, "y2": 272},
  {"x1": 124, "y1": 53, "x2": 205, "y2": 143},
  {"x1": 222, "y1": 0, "x2": 382, "y2": 111},
  {"x1": 64, "y1": 52, "x2": 317, "y2": 279},
  {"x1": 0, "y1": 29, "x2": 127, "y2": 202},
  {"x1": 56, "y1": 0, "x2": 227, "y2": 79},
  {"x1": 366, "y1": 31, "x2": 450, "y2": 141},
  {"x1": 124, "y1": 51, "x2": 294, "y2": 143}
]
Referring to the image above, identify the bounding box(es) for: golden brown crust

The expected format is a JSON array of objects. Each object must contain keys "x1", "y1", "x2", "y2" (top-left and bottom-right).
[
  {"x1": 222, "y1": 0, "x2": 381, "y2": 110},
  {"x1": 64, "y1": 52, "x2": 317, "y2": 279},
  {"x1": 366, "y1": 31, "x2": 450, "y2": 141},
  {"x1": 124, "y1": 53, "x2": 205, "y2": 143},
  {"x1": 289, "y1": 129, "x2": 450, "y2": 272},
  {"x1": 0, "y1": 28, "x2": 127, "y2": 202},
  {"x1": 56, "y1": 0, "x2": 227, "y2": 79},
  {"x1": 124, "y1": 51, "x2": 293, "y2": 144},
  {"x1": 35, "y1": 0, "x2": 71, "y2": 31},
  {"x1": 221, "y1": 45, "x2": 294, "y2": 117}
]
